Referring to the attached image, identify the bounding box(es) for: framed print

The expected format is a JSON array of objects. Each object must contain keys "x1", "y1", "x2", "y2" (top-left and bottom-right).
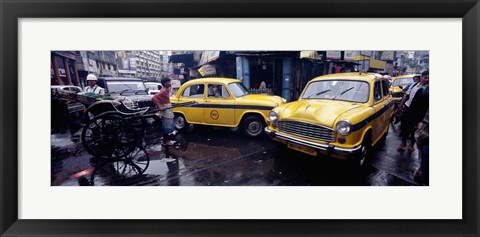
[{"x1": 1, "y1": 0, "x2": 479, "y2": 236}]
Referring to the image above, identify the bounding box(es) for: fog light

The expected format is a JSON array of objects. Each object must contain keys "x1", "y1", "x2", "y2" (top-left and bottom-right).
[{"x1": 338, "y1": 136, "x2": 346, "y2": 144}]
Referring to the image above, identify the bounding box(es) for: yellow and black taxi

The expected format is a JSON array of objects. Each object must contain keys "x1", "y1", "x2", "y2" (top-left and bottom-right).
[
  {"x1": 265, "y1": 72, "x2": 394, "y2": 166},
  {"x1": 390, "y1": 74, "x2": 419, "y2": 103},
  {"x1": 171, "y1": 78, "x2": 286, "y2": 137}
]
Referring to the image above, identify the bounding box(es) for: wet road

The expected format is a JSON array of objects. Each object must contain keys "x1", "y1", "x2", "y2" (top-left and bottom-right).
[{"x1": 51, "y1": 119, "x2": 421, "y2": 186}]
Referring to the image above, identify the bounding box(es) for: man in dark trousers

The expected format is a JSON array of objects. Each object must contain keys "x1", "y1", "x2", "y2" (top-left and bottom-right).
[
  {"x1": 152, "y1": 77, "x2": 175, "y2": 146},
  {"x1": 397, "y1": 70, "x2": 429, "y2": 152}
]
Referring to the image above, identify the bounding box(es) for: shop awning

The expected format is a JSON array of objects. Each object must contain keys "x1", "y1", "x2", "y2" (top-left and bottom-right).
[{"x1": 169, "y1": 53, "x2": 194, "y2": 64}]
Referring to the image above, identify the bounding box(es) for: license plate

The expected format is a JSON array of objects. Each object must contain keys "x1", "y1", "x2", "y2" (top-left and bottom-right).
[{"x1": 287, "y1": 142, "x2": 317, "y2": 156}]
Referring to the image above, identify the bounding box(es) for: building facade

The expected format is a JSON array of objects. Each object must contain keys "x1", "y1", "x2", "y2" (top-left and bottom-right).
[
  {"x1": 117, "y1": 51, "x2": 163, "y2": 81},
  {"x1": 75, "y1": 51, "x2": 118, "y2": 87},
  {"x1": 51, "y1": 51, "x2": 81, "y2": 86}
]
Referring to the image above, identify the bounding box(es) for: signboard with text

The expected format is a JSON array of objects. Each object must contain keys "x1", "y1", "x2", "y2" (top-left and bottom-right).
[{"x1": 326, "y1": 51, "x2": 341, "y2": 59}]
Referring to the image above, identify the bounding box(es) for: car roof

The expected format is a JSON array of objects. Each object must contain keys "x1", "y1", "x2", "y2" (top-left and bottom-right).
[
  {"x1": 186, "y1": 77, "x2": 241, "y2": 84},
  {"x1": 51, "y1": 85, "x2": 81, "y2": 88},
  {"x1": 392, "y1": 74, "x2": 419, "y2": 80},
  {"x1": 310, "y1": 72, "x2": 384, "y2": 83},
  {"x1": 98, "y1": 77, "x2": 143, "y2": 81},
  {"x1": 144, "y1": 82, "x2": 162, "y2": 85}
]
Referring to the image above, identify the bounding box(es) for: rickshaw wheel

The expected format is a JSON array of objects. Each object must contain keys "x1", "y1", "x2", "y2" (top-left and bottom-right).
[
  {"x1": 81, "y1": 114, "x2": 140, "y2": 159},
  {"x1": 112, "y1": 146, "x2": 150, "y2": 177}
]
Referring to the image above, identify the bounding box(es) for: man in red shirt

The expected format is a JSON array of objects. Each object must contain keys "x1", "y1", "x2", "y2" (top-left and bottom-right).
[{"x1": 152, "y1": 77, "x2": 175, "y2": 146}]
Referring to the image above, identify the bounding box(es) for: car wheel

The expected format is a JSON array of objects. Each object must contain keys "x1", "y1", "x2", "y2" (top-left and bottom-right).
[
  {"x1": 174, "y1": 114, "x2": 189, "y2": 131},
  {"x1": 358, "y1": 133, "x2": 372, "y2": 167},
  {"x1": 242, "y1": 115, "x2": 265, "y2": 137}
]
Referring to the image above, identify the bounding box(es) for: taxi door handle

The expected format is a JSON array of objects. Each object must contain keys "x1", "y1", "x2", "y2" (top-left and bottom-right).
[{"x1": 204, "y1": 100, "x2": 210, "y2": 102}]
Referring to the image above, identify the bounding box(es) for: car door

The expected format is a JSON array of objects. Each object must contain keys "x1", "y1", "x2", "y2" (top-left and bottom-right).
[
  {"x1": 203, "y1": 83, "x2": 235, "y2": 126},
  {"x1": 381, "y1": 79, "x2": 393, "y2": 127},
  {"x1": 177, "y1": 83, "x2": 205, "y2": 123},
  {"x1": 371, "y1": 80, "x2": 385, "y2": 140}
]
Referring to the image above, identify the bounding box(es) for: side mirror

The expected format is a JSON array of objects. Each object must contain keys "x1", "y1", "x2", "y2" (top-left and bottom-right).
[{"x1": 398, "y1": 85, "x2": 403, "y2": 89}]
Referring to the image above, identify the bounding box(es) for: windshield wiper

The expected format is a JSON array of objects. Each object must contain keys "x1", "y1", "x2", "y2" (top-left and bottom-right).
[
  {"x1": 119, "y1": 89, "x2": 134, "y2": 95},
  {"x1": 307, "y1": 89, "x2": 331, "y2": 99},
  {"x1": 135, "y1": 90, "x2": 148, "y2": 95},
  {"x1": 332, "y1": 87, "x2": 355, "y2": 100}
]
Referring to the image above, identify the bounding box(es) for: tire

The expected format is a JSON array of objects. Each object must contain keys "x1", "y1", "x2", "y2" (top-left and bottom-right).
[
  {"x1": 241, "y1": 115, "x2": 265, "y2": 137},
  {"x1": 174, "y1": 113, "x2": 189, "y2": 131},
  {"x1": 357, "y1": 133, "x2": 372, "y2": 167}
]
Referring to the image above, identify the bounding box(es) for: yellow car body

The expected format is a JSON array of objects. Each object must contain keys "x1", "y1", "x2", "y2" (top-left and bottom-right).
[
  {"x1": 265, "y1": 73, "x2": 394, "y2": 164},
  {"x1": 171, "y1": 78, "x2": 285, "y2": 137},
  {"x1": 390, "y1": 74, "x2": 417, "y2": 102}
]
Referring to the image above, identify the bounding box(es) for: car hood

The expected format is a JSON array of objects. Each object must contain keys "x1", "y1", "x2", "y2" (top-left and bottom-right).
[
  {"x1": 235, "y1": 94, "x2": 285, "y2": 107},
  {"x1": 276, "y1": 99, "x2": 364, "y2": 128},
  {"x1": 390, "y1": 86, "x2": 403, "y2": 93}
]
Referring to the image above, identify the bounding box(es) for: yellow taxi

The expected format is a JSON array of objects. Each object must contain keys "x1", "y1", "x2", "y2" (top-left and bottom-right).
[
  {"x1": 171, "y1": 78, "x2": 286, "y2": 137},
  {"x1": 265, "y1": 72, "x2": 394, "y2": 166},
  {"x1": 390, "y1": 74, "x2": 419, "y2": 103}
]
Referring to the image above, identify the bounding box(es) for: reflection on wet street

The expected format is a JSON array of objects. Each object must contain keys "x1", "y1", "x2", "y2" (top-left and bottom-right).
[{"x1": 52, "y1": 119, "x2": 420, "y2": 186}]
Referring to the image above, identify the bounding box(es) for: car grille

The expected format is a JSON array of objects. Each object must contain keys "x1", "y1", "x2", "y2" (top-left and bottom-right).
[{"x1": 277, "y1": 120, "x2": 335, "y2": 142}]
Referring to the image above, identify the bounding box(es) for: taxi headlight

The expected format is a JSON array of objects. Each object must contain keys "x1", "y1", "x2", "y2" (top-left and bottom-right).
[
  {"x1": 269, "y1": 111, "x2": 278, "y2": 121},
  {"x1": 336, "y1": 120, "x2": 352, "y2": 136}
]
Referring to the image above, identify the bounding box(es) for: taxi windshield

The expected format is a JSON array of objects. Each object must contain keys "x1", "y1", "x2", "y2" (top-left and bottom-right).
[
  {"x1": 228, "y1": 82, "x2": 249, "y2": 97},
  {"x1": 302, "y1": 80, "x2": 369, "y2": 103},
  {"x1": 392, "y1": 78, "x2": 413, "y2": 87}
]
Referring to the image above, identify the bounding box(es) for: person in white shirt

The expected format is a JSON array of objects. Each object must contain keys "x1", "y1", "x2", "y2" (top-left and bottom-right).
[{"x1": 84, "y1": 74, "x2": 105, "y2": 95}]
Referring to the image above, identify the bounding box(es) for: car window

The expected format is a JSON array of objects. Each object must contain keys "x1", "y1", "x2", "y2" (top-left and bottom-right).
[
  {"x1": 381, "y1": 80, "x2": 389, "y2": 98},
  {"x1": 302, "y1": 80, "x2": 369, "y2": 103},
  {"x1": 73, "y1": 87, "x2": 82, "y2": 92},
  {"x1": 106, "y1": 81, "x2": 146, "y2": 93},
  {"x1": 392, "y1": 78, "x2": 413, "y2": 86},
  {"x1": 207, "y1": 84, "x2": 230, "y2": 98},
  {"x1": 228, "y1": 82, "x2": 249, "y2": 97},
  {"x1": 182, "y1": 84, "x2": 205, "y2": 98},
  {"x1": 374, "y1": 81, "x2": 382, "y2": 102}
]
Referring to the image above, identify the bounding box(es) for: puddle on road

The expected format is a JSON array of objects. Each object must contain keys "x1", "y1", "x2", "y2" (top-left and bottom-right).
[{"x1": 51, "y1": 133, "x2": 76, "y2": 148}]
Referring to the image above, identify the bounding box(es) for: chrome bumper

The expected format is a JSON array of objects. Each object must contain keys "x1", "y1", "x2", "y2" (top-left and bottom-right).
[{"x1": 265, "y1": 127, "x2": 363, "y2": 155}]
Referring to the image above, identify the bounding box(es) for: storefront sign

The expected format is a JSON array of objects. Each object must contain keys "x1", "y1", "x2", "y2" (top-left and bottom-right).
[
  {"x1": 198, "y1": 64, "x2": 216, "y2": 76},
  {"x1": 369, "y1": 59, "x2": 386, "y2": 69},
  {"x1": 343, "y1": 51, "x2": 358, "y2": 61},
  {"x1": 360, "y1": 51, "x2": 373, "y2": 57},
  {"x1": 326, "y1": 51, "x2": 341, "y2": 59},
  {"x1": 58, "y1": 68, "x2": 67, "y2": 77},
  {"x1": 199, "y1": 51, "x2": 220, "y2": 65}
]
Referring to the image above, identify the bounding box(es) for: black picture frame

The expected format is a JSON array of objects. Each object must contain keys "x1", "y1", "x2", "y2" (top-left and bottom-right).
[{"x1": 1, "y1": 0, "x2": 478, "y2": 236}]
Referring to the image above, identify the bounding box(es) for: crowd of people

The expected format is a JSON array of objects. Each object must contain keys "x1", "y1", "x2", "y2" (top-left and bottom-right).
[{"x1": 393, "y1": 70, "x2": 429, "y2": 185}]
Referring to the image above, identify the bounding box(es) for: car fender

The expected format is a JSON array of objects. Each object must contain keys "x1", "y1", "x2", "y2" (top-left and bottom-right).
[{"x1": 235, "y1": 110, "x2": 269, "y2": 127}]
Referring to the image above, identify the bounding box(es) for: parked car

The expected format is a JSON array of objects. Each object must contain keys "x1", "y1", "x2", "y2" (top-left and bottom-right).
[
  {"x1": 265, "y1": 72, "x2": 394, "y2": 166},
  {"x1": 51, "y1": 85, "x2": 83, "y2": 93},
  {"x1": 171, "y1": 78, "x2": 286, "y2": 137},
  {"x1": 95, "y1": 77, "x2": 157, "y2": 117},
  {"x1": 390, "y1": 74, "x2": 418, "y2": 103},
  {"x1": 51, "y1": 85, "x2": 85, "y2": 114},
  {"x1": 144, "y1": 82, "x2": 162, "y2": 95}
]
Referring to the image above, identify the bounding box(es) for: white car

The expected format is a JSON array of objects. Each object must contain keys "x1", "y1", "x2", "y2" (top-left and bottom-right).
[
  {"x1": 51, "y1": 85, "x2": 83, "y2": 93},
  {"x1": 144, "y1": 82, "x2": 162, "y2": 95}
]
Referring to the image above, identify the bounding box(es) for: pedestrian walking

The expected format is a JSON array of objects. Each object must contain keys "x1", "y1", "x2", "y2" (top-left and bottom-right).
[
  {"x1": 414, "y1": 110, "x2": 429, "y2": 185},
  {"x1": 152, "y1": 77, "x2": 176, "y2": 146},
  {"x1": 397, "y1": 70, "x2": 429, "y2": 152},
  {"x1": 84, "y1": 74, "x2": 105, "y2": 95}
]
